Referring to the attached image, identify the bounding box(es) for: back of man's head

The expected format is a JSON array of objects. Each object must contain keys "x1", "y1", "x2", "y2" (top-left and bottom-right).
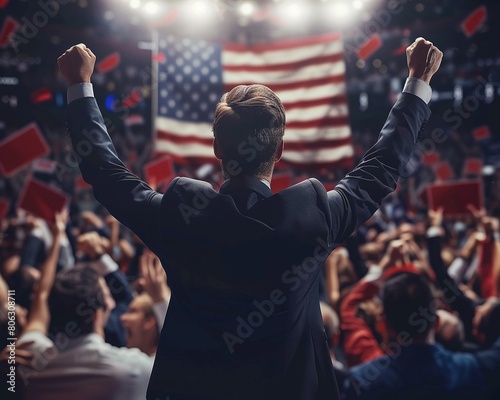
[
  {"x1": 382, "y1": 272, "x2": 436, "y2": 341},
  {"x1": 213, "y1": 84, "x2": 286, "y2": 178},
  {"x1": 49, "y1": 265, "x2": 105, "y2": 337}
]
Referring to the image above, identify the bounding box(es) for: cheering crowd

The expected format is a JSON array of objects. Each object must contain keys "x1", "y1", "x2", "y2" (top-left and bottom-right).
[{"x1": 1, "y1": 172, "x2": 499, "y2": 399}]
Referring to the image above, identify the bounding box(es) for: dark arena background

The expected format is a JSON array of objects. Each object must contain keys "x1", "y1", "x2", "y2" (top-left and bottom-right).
[{"x1": 0, "y1": 1, "x2": 499, "y2": 399}]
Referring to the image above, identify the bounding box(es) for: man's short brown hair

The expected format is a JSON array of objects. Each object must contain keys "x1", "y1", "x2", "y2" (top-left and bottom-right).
[{"x1": 213, "y1": 84, "x2": 286, "y2": 177}]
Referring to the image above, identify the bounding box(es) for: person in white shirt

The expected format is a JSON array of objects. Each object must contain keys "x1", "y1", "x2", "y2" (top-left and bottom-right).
[{"x1": 17, "y1": 211, "x2": 153, "y2": 400}]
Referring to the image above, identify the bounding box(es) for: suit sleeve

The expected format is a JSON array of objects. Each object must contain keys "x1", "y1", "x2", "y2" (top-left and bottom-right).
[
  {"x1": 66, "y1": 97, "x2": 163, "y2": 245},
  {"x1": 327, "y1": 93, "x2": 431, "y2": 246}
]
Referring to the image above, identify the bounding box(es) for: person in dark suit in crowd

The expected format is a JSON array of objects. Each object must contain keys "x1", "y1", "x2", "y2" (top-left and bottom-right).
[
  {"x1": 57, "y1": 37, "x2": 442, "y2": 400},
  {"x1": 343, "y1": 271, "x2": 500, "y2": 400}
]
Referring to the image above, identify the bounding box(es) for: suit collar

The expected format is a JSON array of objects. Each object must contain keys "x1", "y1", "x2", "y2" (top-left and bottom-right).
[{"x1": 219, "y1": 176, "x2": 273, "y2": 198}]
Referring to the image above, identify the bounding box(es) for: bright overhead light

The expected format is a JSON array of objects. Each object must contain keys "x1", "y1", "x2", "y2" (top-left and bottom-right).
[
  {"x1": 240, "y1": 1, "x2": 255, "y2": 17},
  {"x1": 353, "y1": 0, "x2": 363, "y2": 10},
  {"x1": 333, "y1": 3, "x2": 351, "y2": 17},
  {"x1": 130, "y1": 0, "x2": 141, "y2": 9},
  {"x1": 144, "y1": 1, "x2": 158, "y2": 14},
  {"x1": 192, "y1": 0, "x2": 209, "y2": 15},
  {"x1": 285, "y1": 2, "x2": 306, "y2": 20}
]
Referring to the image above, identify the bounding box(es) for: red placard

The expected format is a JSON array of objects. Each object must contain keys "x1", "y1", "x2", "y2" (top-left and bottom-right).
[
  {"x1": 18, "y1": 180, "x2": 69, "y2": 222},
  {"x1": 434, "y1": 162, "x2": 454, "y2": 181},
  {"x1": 97, "y1": 52, "x2": 121, "y2": 73},
  {"x1": 357, "y1": 34, "x2": 382, "y2": 61},
  {"x1": 422, "y1": 152, "x2": 440, "y2": 166},
  {"x1": 30, "y1": 87, "x2": 53, "y2": 103},
  {"x1": 271, "y1": 174, "x2": 292, "y2": 193},
  {"x1": 427, "y1": 181, "x2": 483, "y2": 217},
  {"x1": 0, "y1": 198, "x2": 9, "y2": 219},
  {"x1": 472, "y1": 126, "x2": 490, "y2": 141},
  {"x1": 75, "y1": 175, "x2": 92, "y2": 190},
  {"x1": 0, "y1": 16, "x2": 18, "y2": 48},
  {"x1": 461, "y1": 6, "x2": 487, "y2": 37},
  {"x1": 144, "y1": 156, "x2": 174, "y2": 188},
  {"x1": 463, "y1": 159, "x2": 483, "y2": 175},
  {"x1": 0, "y1": 123, "x2": 49, "y2": 176}
]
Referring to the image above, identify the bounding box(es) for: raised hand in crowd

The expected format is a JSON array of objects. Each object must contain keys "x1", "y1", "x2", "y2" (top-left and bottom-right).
[
  {"x1": 23, "y1": 209, "x2": 68, "y2": 335},
  {"x1": 76, "y1": 231, "x2": 106, "y2": 260},
  {"x1": 139, "y1": 250, "x2": 170, "y2": 304}
]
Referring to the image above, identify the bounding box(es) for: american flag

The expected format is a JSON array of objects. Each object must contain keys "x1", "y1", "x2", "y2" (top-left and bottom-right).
[{"x1": 154, "y1": 32, "x2": 353, "y2": 169}]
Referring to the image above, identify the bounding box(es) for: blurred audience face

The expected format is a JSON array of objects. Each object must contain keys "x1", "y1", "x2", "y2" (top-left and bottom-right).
[
  {"x1": 120, "y1": 293, "x2": 158, "y2": 355},
  {"x1": 398, "y1": 222, "x2": 414, "y2": 242}
]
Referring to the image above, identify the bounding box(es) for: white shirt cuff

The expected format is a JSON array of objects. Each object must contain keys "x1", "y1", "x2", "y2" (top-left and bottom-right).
[
  {"x1": 92, "y1": 254, "x2": 119, "y2": 275},
  {"x1": 67, "y1": 83, "x2": 94, "y2": 104},
  {"x1": 403, "y1": 77, "x2": 432, "y2": 104},
  {"x1": 363, "y1": 265, "x2": 383, "y2": 283},
  {"x1": 426, "y1": 226, "x2": 445, "y2": 238}
]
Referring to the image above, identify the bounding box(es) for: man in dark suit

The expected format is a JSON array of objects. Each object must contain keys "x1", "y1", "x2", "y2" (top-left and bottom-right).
[
  {"x1": 57, "y1": 37, "x2": 442, "y2": 400},
  {"x1": 343, "y1": 271, "x2": 500, "y2": 400}
]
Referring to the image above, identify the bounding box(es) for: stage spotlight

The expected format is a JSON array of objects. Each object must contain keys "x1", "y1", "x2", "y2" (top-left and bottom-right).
[
  {"x1": 130, "y1": 0, "x2": 141, "y2": 10},
  {"x1": 240, "y1": 1, "x2": 255, "y2": 17},
  {"x1": 285, "y1": 2, "x2": 306, "y2": 21},
  {"x1": 353, "y1": 0, "x2": 363, "y2": 10},
  {"x1": 192, "y1": 0, "x2": 210, "y2": 16},
  {"x1": 332, "y1": 2, "x2": 350, "y2": 17},
  {"x1": 145, "y1": 1, "x2": 158, "y2": 14}
]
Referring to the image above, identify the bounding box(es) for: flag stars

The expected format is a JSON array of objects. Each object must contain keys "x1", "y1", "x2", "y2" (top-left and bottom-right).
[{"x1": 157, "y1": 34, "x2": 222, "y2": 123}]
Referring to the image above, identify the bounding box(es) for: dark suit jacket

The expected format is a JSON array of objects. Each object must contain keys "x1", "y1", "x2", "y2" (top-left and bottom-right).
[{"x1": 66, "y1": 92, "x2": 430, "y2": 400}]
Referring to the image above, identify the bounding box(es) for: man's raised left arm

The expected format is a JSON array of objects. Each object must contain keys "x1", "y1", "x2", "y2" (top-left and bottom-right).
[{"x1": 58, "y1": 44, "x2": 163, "y2": 243}]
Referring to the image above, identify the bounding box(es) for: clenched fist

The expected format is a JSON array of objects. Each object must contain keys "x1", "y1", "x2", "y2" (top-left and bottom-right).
[
  {"x1": 406, "y1": 37, "x2": 443, "y2": 84},
  {"x1": 57, "y1": 43, "x2": 96, "y2": 86}
]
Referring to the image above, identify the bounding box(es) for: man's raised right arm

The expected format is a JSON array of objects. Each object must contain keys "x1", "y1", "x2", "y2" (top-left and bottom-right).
[{"x1": 328, "y1": 38, "x2": 443, "y2": 246}]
